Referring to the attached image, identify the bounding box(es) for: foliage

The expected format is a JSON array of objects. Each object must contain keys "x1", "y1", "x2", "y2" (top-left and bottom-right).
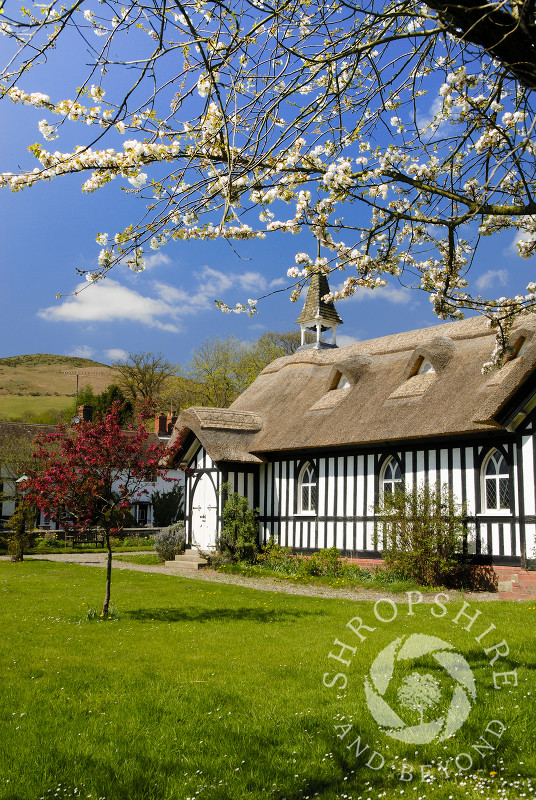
[
  {"x1": 218, "y1": 483, "x2": 259, "y2": 563},
  {"x1": 7, "y1": 500, "x2": 37, "y2": 561},
  {"x1": 14, "y1": 408, "x2": 71, "y2": 425},
  {"x1": 376, "y1": 483, "x2": 466, "y2": 586},
  {"x1": 150, "y1": 481, "x2": 184, "y2": 528},
  {"x1": 77, "y1": 383, "x2": 134, "y2": 426},
  {"x1": 4, "y1": 3, "x2": 536, "y2": 359},
  {"x1": 180, "y1": 335, "x2": 285, "y2": 408},
  {"x1": 153, "y1": 523, "x2": 186, "y2": 561},
  {"x1": 24, "y1": 403, "x2": 180, "y2": 613},
  {"x1": 256, "y1": 330, "x2": 313, "y2": 356},
  {"x1": 113, "y1": 352, "x2": 177, "y2": 404}
]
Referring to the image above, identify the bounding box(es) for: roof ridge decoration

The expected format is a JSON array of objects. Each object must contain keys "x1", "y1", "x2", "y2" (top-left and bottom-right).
[
  {"x1": 182, "y1": 407, "x2": 263, "y2": 432},
  {"x1": 295, "y1": 271, "x2": 343, "y2": 349}
]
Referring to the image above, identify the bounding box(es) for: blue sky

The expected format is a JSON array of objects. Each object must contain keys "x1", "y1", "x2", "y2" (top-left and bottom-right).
[{"x1": 2, "y1": 74, "x2": 535, "y2": 367}]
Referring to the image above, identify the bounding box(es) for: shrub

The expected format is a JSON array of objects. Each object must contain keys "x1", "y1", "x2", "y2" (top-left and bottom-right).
[
  {"x1": 150, "y1": 482, "x2": 184, "y2": 527},
  {"x1": 376, "y1": 483, "x2": 466, "y2": 586},
  {"x1": 154, "y1": 523, "x2": 186, "y2": 562},
  {"x1": 257, "y1": 540, "x2": 296, "y2": 573},
  {"x1": 217, "y1": 483, "x2": 259, "y2": 564},
  {"x1": 8, "y1": 502, "x2": 37, "y2": 562}
]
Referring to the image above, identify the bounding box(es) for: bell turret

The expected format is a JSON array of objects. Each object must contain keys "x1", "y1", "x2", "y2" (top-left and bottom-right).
[{"x1": 295, "y1": 271, "x2": 343, "y2": 349}]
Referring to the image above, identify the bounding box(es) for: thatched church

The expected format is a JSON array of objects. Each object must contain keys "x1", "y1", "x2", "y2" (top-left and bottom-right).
[{"x1": 169, "y1": 275, "x2": 536, "y2": 567}]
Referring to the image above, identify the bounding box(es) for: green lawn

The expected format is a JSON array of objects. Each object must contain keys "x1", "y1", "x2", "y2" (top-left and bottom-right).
[
  {"x1": 0, "y1": 561, "x2": 534, "y2": 800},
  {"x1": 112, "y1": 553, "x2": 162, "y2": 565}
]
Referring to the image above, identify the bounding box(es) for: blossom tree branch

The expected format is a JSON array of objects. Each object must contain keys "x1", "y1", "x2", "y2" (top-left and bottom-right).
[{"x1": 2, "y1": 1, "x2": 536, "y2": 364}]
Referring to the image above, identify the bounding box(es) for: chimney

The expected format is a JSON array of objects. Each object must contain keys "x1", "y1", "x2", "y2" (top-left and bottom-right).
[
  {"x1": 155, "y1": 413, "x2": 167, "y2": 436},
  {"x1": 78, "y1": 405, "x2": 93, "y2": 422},
  {"x1": 166, "y1": 413, "x2": 177, "y2": 435}
]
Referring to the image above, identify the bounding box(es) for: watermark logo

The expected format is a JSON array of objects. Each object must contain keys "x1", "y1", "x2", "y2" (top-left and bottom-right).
[
  {"x1": 323, "y1": 594, "x2": 518, "y2": 778},
  {"x1": 364, "y1": 633, "x2": 476, "y2": 744}
]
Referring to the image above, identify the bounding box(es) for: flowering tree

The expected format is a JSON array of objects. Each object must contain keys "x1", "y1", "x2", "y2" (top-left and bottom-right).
[
  {"x1": 2, "y1": 2, "x2": 536, "y2": 363},
  {"x1": 24, "y1": 404, "x2": 177, "y2": 615}
]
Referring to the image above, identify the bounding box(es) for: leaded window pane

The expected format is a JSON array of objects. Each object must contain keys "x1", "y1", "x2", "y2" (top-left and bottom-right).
[
  {"x1": 299, "y1": 464, "x2": 317, "y2": 513},
  {"x1": 499, "y1": 478, "x2": 510, "y2": 509},
  {"x1": 486, "y1": 479, "x2": 497, "y2": 510},
  {"x1": 486, "y1": 456, "x2": 498, "y2": 476}
]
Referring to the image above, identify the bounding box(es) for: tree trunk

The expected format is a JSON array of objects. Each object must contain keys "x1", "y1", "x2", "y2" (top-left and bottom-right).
[{"x1": 101, "y1": 530, "x2": 112, "y2": 617}]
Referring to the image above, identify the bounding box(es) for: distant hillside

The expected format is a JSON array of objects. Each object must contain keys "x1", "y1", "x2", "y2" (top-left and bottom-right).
[
  {"x1": 0, "y1": 354, "x2": 118, "y2": 422},
  {"x1": 0, "y1": 354, "x2": 108, "y2": 368}
]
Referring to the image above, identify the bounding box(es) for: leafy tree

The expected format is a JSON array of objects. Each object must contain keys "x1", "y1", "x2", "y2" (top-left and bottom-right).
[
  {"x1": 24, "y1": 404, "x2": 179, "y2": 615},
  {"x1": 3, "y1": 2, "x2": 536, "y2": 360},
  {"x1": 181, "y1": 335, "x2": 284, "y2": 407},
  {"x1": 76, "y1": 384, "x2": 97, "y2": 409},
  {"x1": 217, "y1": 483, "x2": 259, "y2": 564},
  {"x1": 376, "y1": 483, "x2": 466, "y2": 586},
  {"x1": 150, "y1": 482, "x2": 184, "y2": 527},
  {"x1": 7, "y1": 500, "x2": 37, "y2": 562},
  {"x1": 113, "y1": 353, "x2": 177, "y2": 405},
  {"x1": 76, "y1": 383, "x2": 134, "y2": 426},
  {"x1": 256, "y1": 330, "x2": 313, "y2": 356}
]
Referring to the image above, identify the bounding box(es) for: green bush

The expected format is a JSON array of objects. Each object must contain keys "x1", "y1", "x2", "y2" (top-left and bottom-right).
[
  {"x1": 257, "y1": 540, "x2": 295, "y2": 573},
  {"x1": 375, "y1": 483, "x2": 466, "y2": 586},
  {"x1": 217, "y1": 484, "x2": 259, "y2": 564},
  {"x1": 8, "y1": 503, "x2": 37, "y2": 562}
]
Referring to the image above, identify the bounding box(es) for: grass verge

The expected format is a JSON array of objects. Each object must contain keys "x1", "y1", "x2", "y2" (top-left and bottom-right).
[
  {"x1": 112, "y1": 553, "x2": 162, "y2": 565},
  {"x1": 0, "y1": 561, "x2": 534, "y2": 800},
  {"x1": 217, "y1": 561, "x2": 431, "y2": 594}
]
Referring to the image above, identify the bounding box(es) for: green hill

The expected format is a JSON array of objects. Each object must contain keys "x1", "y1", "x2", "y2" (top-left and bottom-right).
[
  {"x1": 0, "y1": 354, "x2": 108, "y2": 369},
  {"x1": 0, "y1": 354, "x2": 118, "y2": 422}
]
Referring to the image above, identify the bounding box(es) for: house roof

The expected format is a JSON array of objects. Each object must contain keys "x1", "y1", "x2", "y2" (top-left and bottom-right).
[{"x1": 169, "y1": 314, "x2": 536, "y2": 463}]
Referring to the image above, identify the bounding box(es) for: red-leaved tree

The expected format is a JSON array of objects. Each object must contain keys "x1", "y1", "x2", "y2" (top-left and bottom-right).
[{"x1": 25, "y1": 403, "x2": 179, "y2": 616}]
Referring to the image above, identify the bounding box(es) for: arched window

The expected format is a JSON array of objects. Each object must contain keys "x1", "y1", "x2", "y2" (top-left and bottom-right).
[
  {"x1": 298, "y1": 463, "x2": 317, "y2": 514},
  {"x1": 381, "y1": 457, "x2": 403, "y2": 499},
  {"x1": 483, "y1": 450, "x2": 511, "y2": 511}
]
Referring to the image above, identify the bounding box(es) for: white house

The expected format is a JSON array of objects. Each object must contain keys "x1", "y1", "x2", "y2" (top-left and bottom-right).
[{"x1": 169, "y1": 276, "x2": 536, "y2": 568}]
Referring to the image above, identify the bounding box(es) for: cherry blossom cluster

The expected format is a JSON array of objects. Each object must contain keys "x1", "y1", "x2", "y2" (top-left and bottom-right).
[{"x1": 2, "y1": 0, "x2": 536, "y2": 363}]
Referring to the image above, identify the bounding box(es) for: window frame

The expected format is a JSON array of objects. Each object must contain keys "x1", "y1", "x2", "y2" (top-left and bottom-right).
[
  {"x1": 481, "y1": 449, "x2": 512, "y2": 515},
  {"x1": 379, "y1": 456, "x2": 404, "y2": 501},
  {"x1": 296, "y1": 461, "x2": 318, "y2": 515}
]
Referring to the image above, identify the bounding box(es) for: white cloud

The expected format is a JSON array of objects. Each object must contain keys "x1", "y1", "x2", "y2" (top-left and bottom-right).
[
  {"x1": 337, "y1": 334, "x2": 359, "y2": 347},
  {"x1": 39, "y1": 279, "x2": 182, "y2": 332},
  {"x1": 104, "y1": 348, "x2": 128, "y2": 362},
  {"x1": 142, "y1": 252, "x2": 171, "y2": 269},
  {"x1": 475, "y1": 269, "x2": 509, "y2": 291},
  {"x1": 269, "y1": 277, "x2": 288, "y2": 288},
  {"x1": 67, "y1": 344, "x2": 95, "y2": 359},
  {"x1": 38, "y1": 267, "x2": 269, "y2": 332},
  {"x1": 417, "y1": 96, "x2": 447, "y2": 138},
  {"x1": 508, "y1": 227, "x2": 536, "y2": 255}
]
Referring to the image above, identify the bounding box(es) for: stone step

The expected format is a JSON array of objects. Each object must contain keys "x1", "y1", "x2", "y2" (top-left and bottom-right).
[
  {"x1": 165, "y1": 559, "x2": 207, "y2": 570},
  {"x1": 165, "y1": 550, "x2": 209, "y2": 570}
]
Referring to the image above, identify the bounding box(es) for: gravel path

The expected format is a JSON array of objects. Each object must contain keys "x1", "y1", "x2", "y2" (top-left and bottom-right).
[{"x1": 1, "y1": 551, "x2": 514, "y2": 602}]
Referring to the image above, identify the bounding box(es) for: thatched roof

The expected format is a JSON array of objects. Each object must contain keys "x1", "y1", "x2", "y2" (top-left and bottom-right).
[{"x1": 169, "y1": 315, "x2": 536, "y2": 463}]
